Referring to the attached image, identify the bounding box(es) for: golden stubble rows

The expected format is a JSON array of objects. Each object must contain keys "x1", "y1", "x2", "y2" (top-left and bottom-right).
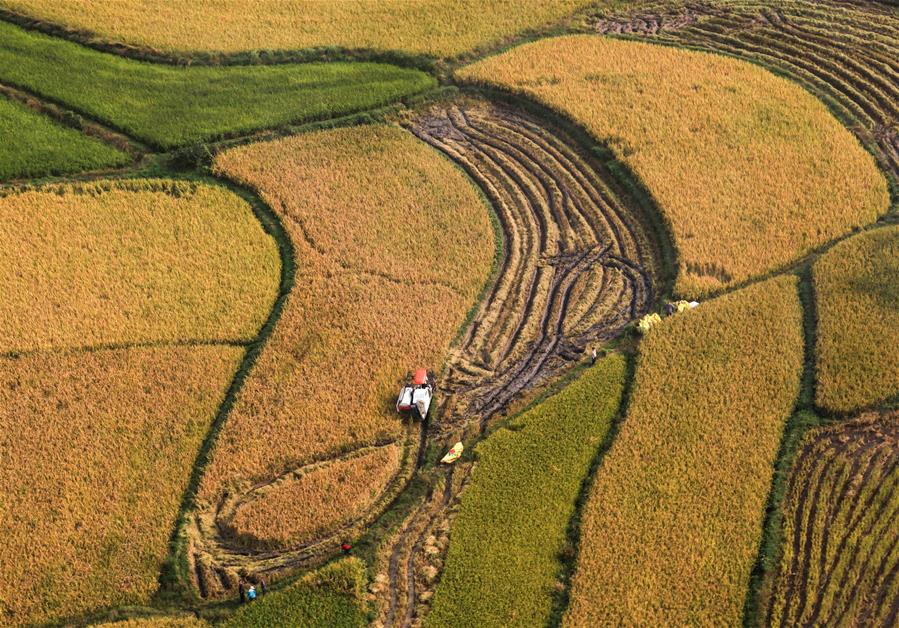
[
  {"x1": 458, "y1": 35, "x2": 889, "y2": 297},
  {"x1": 565, "y1": 276, "x2": 803, "y2": 626},
  {"x1": 203, "y1": 124, "x2": 494, "y2": 542}
]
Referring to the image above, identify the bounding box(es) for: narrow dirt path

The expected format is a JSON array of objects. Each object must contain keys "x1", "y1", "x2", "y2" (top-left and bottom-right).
[{"x1": 373, "y1": 99, "x2": 658, "y2": 627}]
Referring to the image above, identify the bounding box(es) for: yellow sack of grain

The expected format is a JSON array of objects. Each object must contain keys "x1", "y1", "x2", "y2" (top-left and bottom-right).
[{"x1": 638, "y1": 313, "x2": 662, "y2": 334}]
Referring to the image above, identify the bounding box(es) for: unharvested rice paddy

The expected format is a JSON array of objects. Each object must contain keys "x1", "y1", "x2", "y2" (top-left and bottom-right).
[
  {"x1": 814, "y1": 226, "x2": 899, "y2": 413},
  {"x1": 769, "y1": 410, "x2": 899, "y2": 627},
  {"x1": 226, "y1": 444, "x2": 403, "y2": 549},
  {"x1": 590, "y1": 0, "x2": 899, "y2": 189},
  {"x1": 189, "y1": 124, "x2": 494, "y2": 588},
  {"x1": 458, "y1": 35, "x2": 889, "y2": 297},
  {"x1": 564, "y1": 276, "x2": 803, "y2": 626},
  {"x1": 0, "y1": 346, "x2": 241, "y2": 626},
  {"x1": 425, "y1": 354, "x2": 626, "y2": 627},
  {"x1": 0, "y1": 180, "x2": 279, "y2": 354},
  {"x1": 0, "y1": 20, "x2": 436, "y2": 148},
  {"x1": 0, "y1": 0, "x2": 596, "y2": 58},
  {"x1": 0, "y1": 95, "x2": 128, "y2": 180}
]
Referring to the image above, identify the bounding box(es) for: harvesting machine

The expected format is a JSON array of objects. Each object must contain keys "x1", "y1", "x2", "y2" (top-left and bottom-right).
[{"x1": 396, "y1": 368, "x2": 434, "y2": 420}]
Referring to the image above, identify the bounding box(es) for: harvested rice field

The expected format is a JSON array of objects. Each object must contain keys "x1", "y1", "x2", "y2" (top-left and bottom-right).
[
  {"x1": 2, "y1": 1, "x2": 897, "y2": 625},
  {"x1": 768, "y1": 410, "x2": 899, "y2": 627}
]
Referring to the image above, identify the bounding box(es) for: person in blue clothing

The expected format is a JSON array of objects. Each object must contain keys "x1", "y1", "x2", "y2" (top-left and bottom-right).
[{"x1": 247, "y1": 584, "x2": 257, "y2": 602}]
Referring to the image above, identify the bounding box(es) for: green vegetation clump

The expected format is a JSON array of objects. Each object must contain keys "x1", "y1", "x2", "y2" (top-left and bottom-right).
[
  {"x1": 0, "y1": 96, "x2": 128, "y2": 180},
  {"x1": 224, "y1": 559, "x2": 367, "y2": 628},
  {"x1": 0, "y1": 20, "x2": 436, "y2": 148},
  {"x1": 426, "y1": 354, "x2": 627, "y2": 627}
]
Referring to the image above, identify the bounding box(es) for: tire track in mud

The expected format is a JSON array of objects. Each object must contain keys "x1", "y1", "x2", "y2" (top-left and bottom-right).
[
  {"x1": 590, "y1": 0, "x2": 899, "y2": 190},
  {"x1": 769, "y1": 410, "x2": 899, "y2": 627},
  {"x1": 374, "y1": 100, "x2": 658, "y2": 627}
]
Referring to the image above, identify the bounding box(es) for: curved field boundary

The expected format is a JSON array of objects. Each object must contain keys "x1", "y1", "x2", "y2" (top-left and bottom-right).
[
  {"x1": 590, "y1": 0, "x2": 899, "y2": 196},
  {"x1": 769, "y1": 410, "x2": 899, "y2": 627},
  {"x1": 376, "y1": 98, "x2": 660, "y2": 627}
]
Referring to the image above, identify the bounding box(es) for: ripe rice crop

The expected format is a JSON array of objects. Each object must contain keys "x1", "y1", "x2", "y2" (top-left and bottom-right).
[
  {"x1": 94, "y1": 617, "x2": 209, "y2": 628},
  {"x1": 0, "y1": 0, "x2": 596, "y2": 58},
  {"x1": 458, "y1": 35, "x2": 889, "y2": 297},
  {"x1": 426, "y1": 354, "x2": 626, "y2": 627},
  {"x1": 589, "y1": 0, "x2": 899, "y2": 189},
  {"x1": 223, "y1": 558, "x2": 367, "y2": 628},
  {"x1": 226, "y1": 444, "x2": 403, "y2": 549},
  {"x1": 200, "y1": 125, "x2": 493, "y2": 547},
  {"x1": 0, "y1": 20, "x2": 436, "y2": 148},
  {"x1": 769, "y1": 410, "x2": 899, "y2": 627},
  {"x1": 814, "y1": 226, "x2": 899, "y2": 413},
  {"x1": 0, "y1": 346, "x2": 242, "y2": 626},
  {"x1": 0, "y1": 96, "x2": 128, "y2": 181},
  {"x1": 564, "y1": 276, "x2": 803, "y2": 626},
  {"x1": 0, "y1": 180, "x2": 279, "y2": 354}
]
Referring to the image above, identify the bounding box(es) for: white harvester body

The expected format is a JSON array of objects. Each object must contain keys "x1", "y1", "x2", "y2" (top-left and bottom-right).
[{"x1": 396, "y1": 368, "x2": 433, "y2": 420}]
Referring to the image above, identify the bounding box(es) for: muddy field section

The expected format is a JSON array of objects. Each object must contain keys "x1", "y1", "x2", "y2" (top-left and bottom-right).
[{"x1": 407, "y1": 100, "x2": 658, "y2": 439}]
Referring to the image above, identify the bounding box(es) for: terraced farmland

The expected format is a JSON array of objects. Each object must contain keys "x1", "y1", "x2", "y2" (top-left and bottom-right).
[
  {"x1": 769, "y1": 410, "x2": 899, "y2": 627},
  {"x1": 0, "y1": 20, "x2": 435, "y2": 148},
  {"x1": 189, "y1": 124, "x2": 495, "y2": 593},
  {"x1": 590, "y1": 0, "x2": 899, "y2": 189},
  {"x1": 0, "y1": 181, "x2": 279, "y2": 353},
  {"x1": 1, "y1": 1, "x2": 897, "y2": 626},
  {"x1": 565, "y1": 276, "x2": 803, "y2": 626},
  {"x1": 0, "y1": 346, "x2": 241, "y2": 625}
]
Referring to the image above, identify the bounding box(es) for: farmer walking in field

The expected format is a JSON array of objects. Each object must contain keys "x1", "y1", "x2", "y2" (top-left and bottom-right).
[{"x1": 591, "y1": 348, "x2": 598, "y2": 365}]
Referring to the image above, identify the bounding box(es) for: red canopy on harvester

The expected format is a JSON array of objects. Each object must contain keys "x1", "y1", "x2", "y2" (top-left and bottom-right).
[{"x1": 412, "y1": 368, "x2": 428, "y2": 386}]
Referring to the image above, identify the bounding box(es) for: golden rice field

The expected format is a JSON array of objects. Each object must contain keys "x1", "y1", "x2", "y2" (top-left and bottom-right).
[
  {"x1": 94, "y1": 617, "x2": 210, "y2": 628},
  {"x1": 0, "y1": 181, "x2": 279, "y2": 354},
  {"x1": 814, "y1": 226, "x2": 899, "y2": 413},
  {"x1": 564, "y1": 276, "x2": 803, "y2": 626},
  {"x1": 458, "y1": 35, "x2": 889, "y2": 297},
  {"x1": 195, "y1": 125, "x2": 493, "y2": 560},
  {"x1": 0, "y1": 346, "x2": 241, "y2": 626},
  {"x1": 0, "y1": 0, "x2": 595, "y2": 57},
  {"x1": 227, "y1": 444, "x2": 403, "y2": 549}
]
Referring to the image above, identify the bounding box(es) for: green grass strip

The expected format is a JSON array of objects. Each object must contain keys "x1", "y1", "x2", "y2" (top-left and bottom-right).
[
  {"x1": 0, "y1": 20, "x2": 436, "y2": 149},
  {"x1": 0, "y1": 96, "x2": 128, "y2": 180},
  {"x1": 222, "y1": 558, "x2": 367, "y2": 628},
  {"x1": 426, "y1": 354, "x2": 627, "y2": 627}
]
